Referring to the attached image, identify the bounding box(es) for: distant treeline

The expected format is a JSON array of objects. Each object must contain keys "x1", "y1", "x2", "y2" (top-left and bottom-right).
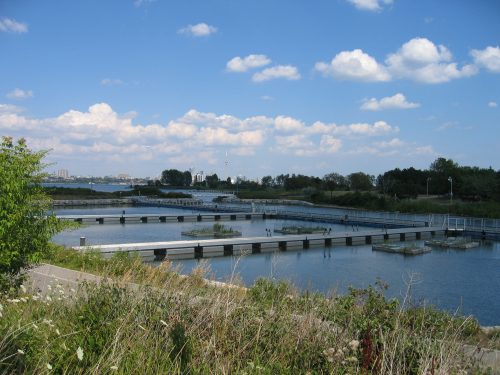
[{"x1": 158, "y1": 158, "x2": 500, "y2": 202}]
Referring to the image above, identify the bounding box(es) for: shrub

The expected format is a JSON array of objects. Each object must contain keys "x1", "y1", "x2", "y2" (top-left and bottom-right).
[{"x1": 0, "y1": 137, "x2": 66, "y2": 292}]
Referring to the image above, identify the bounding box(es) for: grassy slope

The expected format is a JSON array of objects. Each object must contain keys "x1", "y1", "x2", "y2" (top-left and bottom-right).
[{"x1": 0, "y1": 246, "x2": 490, "y2": 374}]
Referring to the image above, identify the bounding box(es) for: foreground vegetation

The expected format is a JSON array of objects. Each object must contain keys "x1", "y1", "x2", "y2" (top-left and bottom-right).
[
  {"x1": 0, "y1": 137, "x2": 67, "y2": 291},
  {"x1": 0, "y1": 247, "x2": 493, "y2": 373}
]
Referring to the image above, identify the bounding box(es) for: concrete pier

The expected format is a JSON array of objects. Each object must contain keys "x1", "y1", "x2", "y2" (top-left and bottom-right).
[
  {"x1": 58, "y1": 212, "x2": 265, "y2": 225},
  {"x1": 73, "y1": 226, "x2": 445, "y2": 261}
]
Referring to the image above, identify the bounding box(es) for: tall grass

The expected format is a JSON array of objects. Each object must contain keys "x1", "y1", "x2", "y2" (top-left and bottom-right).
[{"x1": 0, "y1": 248, "x2": 485, "y2": 374}]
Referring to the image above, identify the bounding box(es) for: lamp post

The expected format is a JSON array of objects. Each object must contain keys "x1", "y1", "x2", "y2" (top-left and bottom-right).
[
  {"x1": 426, "y1": 177, "x2": 431, "y2": 196},
  {"x1": 448, "y1": 176, "x2": 453, "y2": 204}
]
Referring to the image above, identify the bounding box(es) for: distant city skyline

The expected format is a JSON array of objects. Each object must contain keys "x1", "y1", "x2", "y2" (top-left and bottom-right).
[{"x1": 1, "y1": 0, "x2": 499, "y2": 179}]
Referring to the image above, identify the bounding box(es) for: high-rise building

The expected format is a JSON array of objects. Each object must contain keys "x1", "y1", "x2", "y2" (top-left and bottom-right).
[
  {"x1": 57, "y1": 169, "x2": 69, "y2": 179},
  {"x1": 193, "y1": 171, "x2": 205, "y2": 183}
]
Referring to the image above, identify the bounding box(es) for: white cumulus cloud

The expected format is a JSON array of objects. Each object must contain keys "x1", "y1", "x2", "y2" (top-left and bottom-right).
[
  {"x1": 488, "y1": 101, "x2": 498, "y2": 108},
  {"x1": 226, "y1": 54, "x2": 271, "y2": 72},
  {"x1": 316, "y1": 37, "x2": 477, "y2": 84},
  {"x1": 0, "y1": 102, "x2": 422, "y2": 173},
  {"x1": 6, "y1": 88, "x2": 33, "y2": 100},
  {"x1": 178, "y1": 23, "x2": 217, "y2": 37},
  {"x1": 0, "y1": 104, "x2": 24, "y2": 113},
  {"x1": 252, "y1": 65, "x2": 301, "y2": 82},
  {"x1": 274, "y1": 116, "x2": 304, "y2": 132},
  {"x1": 346, "y1": 0, "x2": 393, "y2": 12},
  {"x1": 361, "y1": 93, "x2": 420, "y2": 111},
  {"x1": 385, "y1": 37, "x2": 477, "y2": 83},
  {"x1": 319, "y1": 135, "x2": 342, "y2": 153},
  {"x1": 315, "y1": 49, "x2": 390, "y2": 82},
  {"x1": 0, "y1": 18, "x2": 28, "y2": 33},
  {"x1": 471, "y1": 46, "x2": 500, "y2": 73},
  {"x1": 308, "y1": 120, "x2": 398, "y2": 137},
  {"x1": 374, "y1": 137, "x2": 405, "y2": 148}
]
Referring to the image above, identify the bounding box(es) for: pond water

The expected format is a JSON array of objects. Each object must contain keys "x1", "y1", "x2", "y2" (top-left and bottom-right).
[
  {"x1": 53, "y1": 206, "x2": 363, "y2": 246},
  {"x1": 51, "y1": 205, "x2": 500, "y2": 326},
  {"x1": 43, "y1": 182, "x2": 132, "y2": 193}
]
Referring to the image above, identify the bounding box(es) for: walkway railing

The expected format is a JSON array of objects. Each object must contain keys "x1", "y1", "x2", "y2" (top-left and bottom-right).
[{"x1": 134, "y1": 198, "x2": 500, "y2": 234}]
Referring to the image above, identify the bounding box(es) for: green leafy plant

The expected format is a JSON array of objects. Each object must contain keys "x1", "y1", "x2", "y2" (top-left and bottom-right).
[{"x1": 0, "y1": 137, "x2": 67, "y2": 292}]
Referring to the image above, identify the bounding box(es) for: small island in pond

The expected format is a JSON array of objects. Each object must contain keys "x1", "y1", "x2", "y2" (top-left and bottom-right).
[
  {"x1": 182, "y1": 223, "x2": 242, "y2": 238},
  {"x1": 274, "y1": 225, "x2": 327, "y2": 234},
  {"x1": 424, "y1": 237, "x2": 480, "y2": 249},
  {"x1": 372, "y1": 243, "x2": 432, "y2": 255}
]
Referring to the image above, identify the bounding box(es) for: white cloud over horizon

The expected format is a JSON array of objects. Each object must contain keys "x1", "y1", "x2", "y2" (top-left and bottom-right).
[
  {"x1": 315, "y1": 37, "x2": 478, "y2": 84},
  {"x1": 361, "y1": 93, "x2": 420, "y2": 111},
  {"x1": 178, "y1": 23, "x2": 217, "y2": 37},
  {"x1": 0, "y1": 18, "x2": 28, "y2": 33},
  {"x1": 0, "y1": 102, "x2": 418, "y2": 169}
]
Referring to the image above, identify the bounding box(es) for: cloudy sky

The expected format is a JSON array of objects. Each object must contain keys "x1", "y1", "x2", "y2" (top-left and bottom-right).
[{"x1": 1, "y1": 0, "x2": 499, "y2": 179}]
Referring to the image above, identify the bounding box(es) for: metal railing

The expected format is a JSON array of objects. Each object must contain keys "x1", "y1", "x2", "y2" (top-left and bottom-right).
[{"x1": 134, "y1": 198, "x2": 500, "y2": 234}]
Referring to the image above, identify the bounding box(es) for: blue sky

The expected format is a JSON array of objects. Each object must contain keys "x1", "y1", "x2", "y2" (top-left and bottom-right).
[{"x1": 1, "y1": 0, "x2": 499, "y2": 179}]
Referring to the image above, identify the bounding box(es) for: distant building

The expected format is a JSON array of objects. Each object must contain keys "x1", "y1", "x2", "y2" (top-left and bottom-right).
[
  {"x1": 117, "y1": 173, "x2": 131, "y2": 180},
  {"x1": 193, "y1": 171, "x2": 205, "y2": 183},
  {"x1": 57, "y1": 169, "x2": 69, "y2": 179}
]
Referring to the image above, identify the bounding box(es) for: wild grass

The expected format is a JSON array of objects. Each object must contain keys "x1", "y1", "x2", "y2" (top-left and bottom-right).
[{"x1": 0, "y1": 247, "x2": 488, "y2": 374}]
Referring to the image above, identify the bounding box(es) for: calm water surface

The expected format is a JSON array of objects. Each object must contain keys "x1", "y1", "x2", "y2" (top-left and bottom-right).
[{"x1": 52, "y1": 206, "x2": 500, "y2": 325}]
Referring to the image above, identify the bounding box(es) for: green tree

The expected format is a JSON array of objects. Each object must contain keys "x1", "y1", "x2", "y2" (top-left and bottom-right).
[
  {"x1": 161, "y1": 169, "x2": 193, "y2": 187},
  {"x1": 261, "y1": 175, "x2": 274, "y2": 188},
  {"x1": 429, "y1": 157, "x2": 460, "y2": 195},
  {"x1": 322, "y1": 172, "x2": 348, "y2": 199},
  {"x1": 0, "y1": 137, "x2": 64, "y2": 291},
  {"x1": 161, "y1": 169, "x2": 185, "y2": 186},
  {"x1": 348, "y1": 172, "x2": 374, "y2": 191},
  {"x1": 205, "y1": 173, "x2": 219, "y2": 189},
  {"x1": 183, "y1": 170, "x2": 192, "y2": 187}
]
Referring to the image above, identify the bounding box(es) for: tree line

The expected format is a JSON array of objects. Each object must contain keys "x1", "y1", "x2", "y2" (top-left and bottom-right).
[{"x1": 158, "y1": 158, "x2": 500, "y2": 202}]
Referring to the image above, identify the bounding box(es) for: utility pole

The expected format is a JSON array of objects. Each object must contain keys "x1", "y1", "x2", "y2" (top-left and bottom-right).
[{"x1": 448, "y1": 176, "x2": 453, "y2": 204}]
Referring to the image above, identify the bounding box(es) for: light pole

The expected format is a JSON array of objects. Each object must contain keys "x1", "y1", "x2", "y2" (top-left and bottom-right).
[
  {"x1": 448, "y1": 176, "x2": 453, "y2": 204},
  {"x1": 426, "y1": 177, "x2": 431, "y2": 196}
]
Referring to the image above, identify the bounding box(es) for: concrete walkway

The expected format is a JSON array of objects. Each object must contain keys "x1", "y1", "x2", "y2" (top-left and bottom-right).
[{"x1": 26, "y1": 263, "x2": 104, "y2": 295}]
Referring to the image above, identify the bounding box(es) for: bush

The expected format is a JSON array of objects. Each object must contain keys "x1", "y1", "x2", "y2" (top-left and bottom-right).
[{"x1": 0, "y1": 137, "x2": 66, "y2": 292}]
